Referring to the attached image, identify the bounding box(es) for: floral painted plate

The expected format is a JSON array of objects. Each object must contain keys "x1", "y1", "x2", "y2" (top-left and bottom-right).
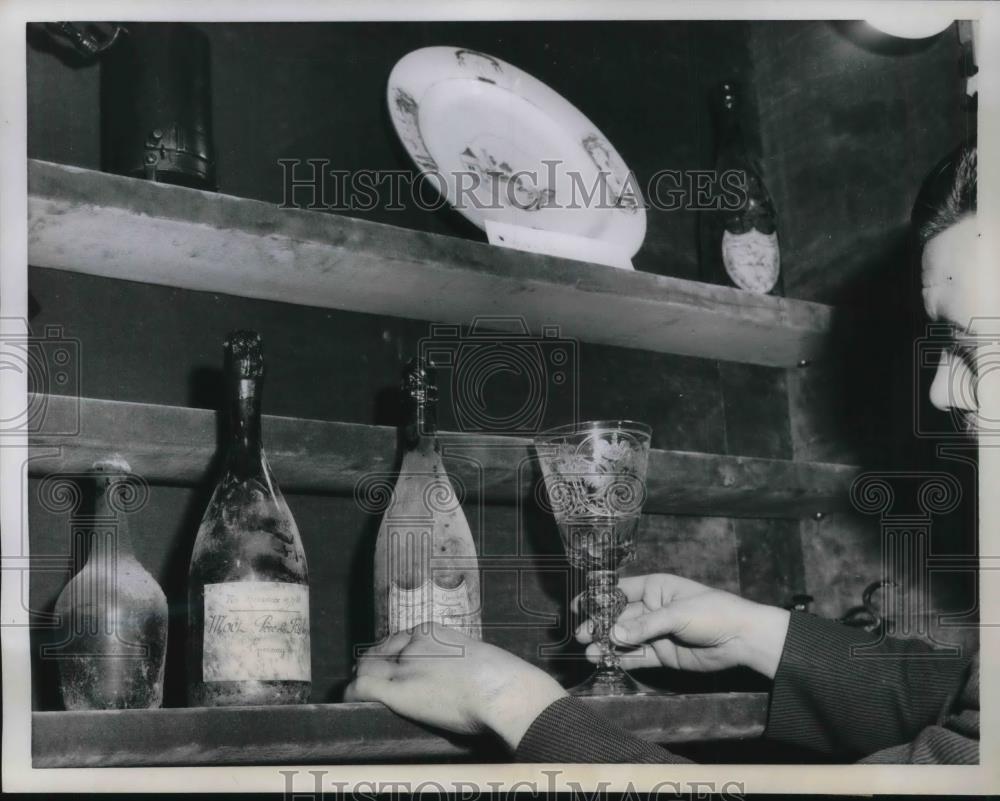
[{"x1": 387, "y1": 46, "x2": 646, "y2": 258}]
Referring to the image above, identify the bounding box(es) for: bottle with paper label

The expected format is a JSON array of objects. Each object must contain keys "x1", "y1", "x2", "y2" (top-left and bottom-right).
[
  {"x1": 187, "y1": 330, "x2": 311, "y2": 706},
  {"x1": 373, "y1": 357, "x2": 482, "y2": 641},
  {"x1": 700, "y1": 79, "x2": 782, "y2": 295}
]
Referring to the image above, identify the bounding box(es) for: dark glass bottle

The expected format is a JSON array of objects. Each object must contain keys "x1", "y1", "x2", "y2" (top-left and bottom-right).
[
  {"x1": 188, "y1": 331, "x2": 311, "y2": 706},
  {"x1": 53, "y1": 457, "x2": 168, "y2": 709},
  {"x1": 372, "y1": 358, "x2": 482, "y2": 641},
  {"x1": 700, "y1": 80, "x2": 782, "y2": 294},
  {"x1": 102, "y1": 22, "x2": 217, "y2": 189}
]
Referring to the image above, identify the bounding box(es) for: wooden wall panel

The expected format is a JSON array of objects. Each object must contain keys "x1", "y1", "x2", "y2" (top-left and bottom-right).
[
  {"x1": 798, "y1": 512, "x2": 881, "y2": 619},
  {"x1": 734, "y1": 518, "x2": 805, "y2": 608},
  {"x1": 719, "y1": 363, "x2": 792, "y2": 460}
]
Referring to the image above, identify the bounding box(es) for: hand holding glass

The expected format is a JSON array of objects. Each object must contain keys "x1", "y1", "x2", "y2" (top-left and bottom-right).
[{"x1": 534, "y1": 420, "x2": 653, "y2": 696}]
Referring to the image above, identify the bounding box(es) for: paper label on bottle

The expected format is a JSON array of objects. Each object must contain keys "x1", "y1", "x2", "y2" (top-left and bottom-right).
[
  {"x1": 722, "y1": 229, "x2": 780, "y2": 293},
  {"x1": 203, "y1": 581, "x2": 311, "y2": 682},
  {"x1": 388, "y1": 579, "x2": 480, "y2": 639}
]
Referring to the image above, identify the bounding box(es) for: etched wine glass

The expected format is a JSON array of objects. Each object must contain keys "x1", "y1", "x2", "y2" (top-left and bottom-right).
[{"x1": 534, "y1": 420, "x2": 653, "y2": 696}]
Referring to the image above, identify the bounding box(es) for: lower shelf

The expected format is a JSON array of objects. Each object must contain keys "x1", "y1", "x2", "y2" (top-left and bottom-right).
[{"x1": 33, "y1": 693, "x2": 768, "y2": 767}]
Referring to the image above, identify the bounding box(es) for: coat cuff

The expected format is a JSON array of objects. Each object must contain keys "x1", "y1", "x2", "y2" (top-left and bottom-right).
[
  {"x1": 514, "y1": 695, "x2": 690, "y2": 763},
  {"x1": 765, "y1": 611, "x2": 958, "y2": 757}
]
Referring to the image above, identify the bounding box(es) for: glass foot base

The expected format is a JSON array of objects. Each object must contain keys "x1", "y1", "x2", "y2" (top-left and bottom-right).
[{"x1": 569, "y1": 668, "x2": 666, "y2": 697}]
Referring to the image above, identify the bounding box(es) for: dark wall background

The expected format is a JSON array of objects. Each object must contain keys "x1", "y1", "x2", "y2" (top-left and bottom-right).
[
  {"x1": 743, "y1": 22, "x2": 977, "y2": 622},
  {"x1": 26, "y1": 20, "x2": 977, "y2": 727}
]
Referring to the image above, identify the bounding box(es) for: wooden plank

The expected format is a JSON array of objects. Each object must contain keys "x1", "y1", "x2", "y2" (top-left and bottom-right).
[
  {"x1": 28, "y1": 395, "x2": 860, "y2": 519},
  {"x1": 27, "y1": 159, "x2": 834, "y2": 368},
  {"x1": 32, "y1": 692, "x2": 767, "y2": 767}
]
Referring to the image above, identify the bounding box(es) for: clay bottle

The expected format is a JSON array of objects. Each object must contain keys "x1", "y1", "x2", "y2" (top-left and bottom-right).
[{"x1": 53, "y1": 456, "x2": 168, "y2": 709}]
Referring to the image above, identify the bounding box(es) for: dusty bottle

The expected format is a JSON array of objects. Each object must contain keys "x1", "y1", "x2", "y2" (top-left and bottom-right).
[
  {"x1": 373, "y1": 358, "x2": 482, "y2": 640},
  {"x1": 700, "y1": 79, "x2": 782, "y2": 294},
  {"x1": 187, "y1": 331, "x2": 311, "y2": 706},
  {"x1": 52, "y1": 456, "x2": 168, "y2": 709}
]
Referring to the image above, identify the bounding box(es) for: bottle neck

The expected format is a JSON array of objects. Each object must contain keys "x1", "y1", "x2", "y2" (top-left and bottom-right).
[
  {"x1": 404, "y1": 401, "x2": 438, "y2": 455},
  {"x1": 227, "y1": 377, "x2": 265, "y2": 479},
  {"x1": 716, "y1": 102, "x2": 747, "y2": 158},
  {"x1": 94, "y1": 474, "x2": 136, "y2": 559}
]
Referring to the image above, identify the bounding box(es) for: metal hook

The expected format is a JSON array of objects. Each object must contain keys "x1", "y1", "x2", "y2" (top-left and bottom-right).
[{"x1": 863, "y1": 579, "x2": 899, "y2": 630}]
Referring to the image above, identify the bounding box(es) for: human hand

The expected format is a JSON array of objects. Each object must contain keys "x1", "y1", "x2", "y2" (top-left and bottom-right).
[
  {"x1": 344, "y1": 623, "x2": 567, "y2": 750},
  {"x1": 575, "y1": 573, "x2": 790, "y2": 679}
]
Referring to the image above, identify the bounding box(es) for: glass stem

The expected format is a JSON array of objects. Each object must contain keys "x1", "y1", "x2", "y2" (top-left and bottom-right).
[
  {"x1": 586, "y1": 569, "x2": 626, "y2": 675},
  {"x1": 598, "y1": 640, "x2": 620, "y2": 672}
]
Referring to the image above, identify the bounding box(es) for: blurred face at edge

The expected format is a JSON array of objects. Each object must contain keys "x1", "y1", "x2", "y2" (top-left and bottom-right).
[{"x1": 921, "y1": 213, "x2": 991, "y2": 436}]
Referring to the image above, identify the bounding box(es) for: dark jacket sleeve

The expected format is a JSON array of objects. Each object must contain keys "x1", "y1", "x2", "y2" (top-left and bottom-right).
[
  {"x1": 514, "y1": 696, "x2": 691, "y2": 763},
  {"x1": 766, "y1": 611, "x2": 973, "y2": 760}
]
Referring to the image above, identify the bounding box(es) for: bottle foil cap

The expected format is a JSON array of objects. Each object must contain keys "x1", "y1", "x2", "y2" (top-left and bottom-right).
[{"x1": 225, "y1": 330, "x2": 264, "y2": 379}]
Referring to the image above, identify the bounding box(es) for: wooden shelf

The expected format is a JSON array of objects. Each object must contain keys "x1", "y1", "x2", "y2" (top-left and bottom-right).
[
  {"x1": 28, "y1": 394, "x2": 859, "y2": 519},
  {"x1": 33, "y1": 692, "x2": 767, "y2": 767},
  {"x1": 27, "y1": 160, "x2": 835, "y2": 368}
]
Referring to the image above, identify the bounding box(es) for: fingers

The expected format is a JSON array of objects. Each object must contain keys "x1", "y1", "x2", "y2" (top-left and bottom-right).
[
  {"x1": 573, "y1": 574, "x2": 692, "y2": 617},
  {"x1": 345, "y1": 674, "x2": 431, "y2": 717},
  {"x1": 356, "y1": 651, "x2": 399, "y2": 681},
  {"x1": 616, "y1": 574, "x2": 655, "y2": 603},
  {"x1": 611, "y1": 606, "x2": 682, "y2": 646},
  {"x1": 363, "y1": 630, "x2": 414, "y2": 658},
  {"x1": 354, "y1": 630, "x2": 416, "y2": 683},
  {"x1": 620, "y1": 573, "x2": 699, "y2": 605},
  {"x1": 345, "y1": 674, "x2": 399, "y2": 704},
  {"x1": 574, "y1": 601, "x2": 644, "y2": 643},
  {"x1": 571, "y1": 581, "x2": 646, "y2": 614},
  {"x1": 583, "y1": 642, "x2": 666, "y2": 670}
]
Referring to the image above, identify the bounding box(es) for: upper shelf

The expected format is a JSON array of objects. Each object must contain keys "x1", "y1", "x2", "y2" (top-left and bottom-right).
[
  {"x1": 27, "y1": 160, "x2": 835, "y2": 368},
  {"x1": 33, "y1": 692, "x2": 768, "y2": 767},
  {"x1": 28, "y1": 394, "x2": 860, "y2": 519}
]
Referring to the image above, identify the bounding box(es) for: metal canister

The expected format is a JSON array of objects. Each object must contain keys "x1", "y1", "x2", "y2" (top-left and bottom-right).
[{"x1": 101, "y1": 22, "x2": 216, "y2": 189}]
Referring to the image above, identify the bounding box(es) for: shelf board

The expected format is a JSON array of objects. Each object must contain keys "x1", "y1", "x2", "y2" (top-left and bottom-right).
[
  {"x1": 27, "y1": 159, "x2": 835, "y2": 368},
  {"x1": 33, "y1": 692, "x2": 767, "y2": 767},
  {"x1": 28, "y1": 395, "x2": 860, "y2": 519}
]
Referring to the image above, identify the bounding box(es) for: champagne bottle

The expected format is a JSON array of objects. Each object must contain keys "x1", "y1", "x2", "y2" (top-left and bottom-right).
[
  {"x1": 373, "y1": 358, "x2": 482, "y2": 641},
  {"x1": 53, "y1": 456, "x2": 168, "y2": 709},
  {"x1": 701, "y1": 79, "x2": 782, "y2": 294},
  {"x1": 188, "y1": 331, "x2": 311, "y2": 706}
]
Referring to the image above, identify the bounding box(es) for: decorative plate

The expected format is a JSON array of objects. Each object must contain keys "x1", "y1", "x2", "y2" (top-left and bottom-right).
[{"x1": 387, "y1": 46, "x2": 646, "y2": 257}]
